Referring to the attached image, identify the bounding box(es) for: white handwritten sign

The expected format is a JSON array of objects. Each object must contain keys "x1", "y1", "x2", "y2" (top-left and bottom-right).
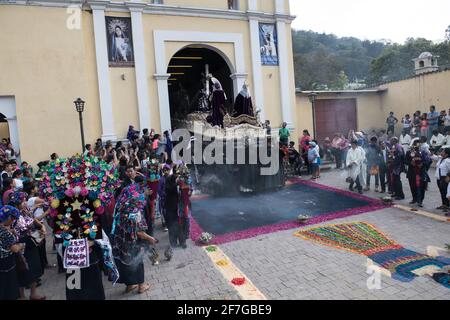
[{"x1": 63, "y1": 239, "x2": 90, "y2": 269}]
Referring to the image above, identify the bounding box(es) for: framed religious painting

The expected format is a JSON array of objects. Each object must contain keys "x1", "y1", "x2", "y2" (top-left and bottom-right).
[
  {"x1": 105, "y1": 17, "x2": 135, "y2": 67},
  {"x1": 259, "y1": 23, "x2": 279, "y2": 66}
]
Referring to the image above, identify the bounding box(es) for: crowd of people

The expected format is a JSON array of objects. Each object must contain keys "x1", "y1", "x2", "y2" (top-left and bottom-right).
[
  {"x1": 2, "y1": 105, "x2": 450, "y2": 300},
  {"x1": 0, "y1": 125, "x2": 193, "y2": 300},
  {"x1": 279, "y1": 106, "x2": 450, "y2": 216}
]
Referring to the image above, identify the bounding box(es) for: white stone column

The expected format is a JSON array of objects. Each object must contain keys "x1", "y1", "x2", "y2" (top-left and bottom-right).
[
  {"x1": 129, "y1": 5, "x2": 151, "y2": 132},
  {"x1": 154, "y1": 74, "x2": 172, "y2": 133},
  {"x1": 275, "y1": 0, "x2": 293, "y2": 125},
  {"x1": 91, "y1": 4, "x2": 117, "y2": 141},
  {"x1": 275, "y1": 0, "x2": 285, "y2": 14},
  {"x1": 248, "y1": 0, "x2": 266, "y2": 121},
  {"x1": 248, "y1": 0, "x2": 257, "y2": 11},
  {"x1": 276, "y1": 18, "x2": 293, "y2": 126}
]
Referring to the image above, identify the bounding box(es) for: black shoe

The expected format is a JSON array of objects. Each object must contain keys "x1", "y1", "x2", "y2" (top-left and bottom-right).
[
  {"x1": 181, "y1": 244, "x2": 187, "y2": 249},
  {"x1": 395, "y1": 197, "x2": 405, "y2": 200},
  {"x1": 409, "y1": 201, "x2": 417, "y2": 205},
  {"x1": 358, "y1": 190, "x2": 363, "y2": 194},
  {"x1": 349, "y1": 186, "x2": 354, "y2": 192},
  {"x1": 418, "y1": 203, "x2": 423, "y2": 208}
]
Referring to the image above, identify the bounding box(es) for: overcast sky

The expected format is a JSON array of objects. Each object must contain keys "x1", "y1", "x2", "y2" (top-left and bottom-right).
[{"x1": 290, "y1": 0, "x2": 450, "y2": 43}]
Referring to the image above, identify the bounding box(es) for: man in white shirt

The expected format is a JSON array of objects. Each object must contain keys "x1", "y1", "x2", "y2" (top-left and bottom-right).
[
  {"x1": 446, "y1": 172, "x2": 450, "y2": 216},
  {"x1": 430, "y1": 129, "x2": 446, "y2": 154},
  {"x1": 346, "y1": 140, "x2": 365, "y2": 194},
  {"x1": 401, "y1": 114, "x2": 412, "y2": 134},
  {"x1": 443, "y1": 130, "x2": 450, "y2": 147},
  {"x1": 399, "y1": 129, "x2": 411, "y2": 153},
  {"x1": 445, "y1": 109, "x2": 450, "y2": 134},
  {"x1": 432, "y1": 148, "x2": 450, "y2": 211}
]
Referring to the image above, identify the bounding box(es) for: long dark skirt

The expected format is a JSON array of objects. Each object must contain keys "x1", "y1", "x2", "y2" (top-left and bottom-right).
[
  {"x1": 38, "y1": 239, "x2": 48, "y2": 268},
  {"x1": 17, "y1": 236, "x2": 43, "y2": 287},
  {"x1": 114, "y1": 258, "x2": 145, "y2": 286},
  {"x1": 0, "y1": 255, "x2": 20, "y2": 300},
  {"x1": 66, "y1": 249, "x2": 105, "y2": 300}
]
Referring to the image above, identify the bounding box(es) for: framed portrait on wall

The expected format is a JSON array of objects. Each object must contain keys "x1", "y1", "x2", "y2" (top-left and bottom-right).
[
  {"x1": 105, "y1": 17, "x2": 135, "y2": 67},
  {"x1": 259, "y1": 23, "x2": 279, "y2": 66}
]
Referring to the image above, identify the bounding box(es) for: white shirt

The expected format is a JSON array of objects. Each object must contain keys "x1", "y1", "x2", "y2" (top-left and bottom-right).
[
  {"x1": 401, "y1": 118, "x2": 411, "y2": 128},
  {"x1": 430, "y1": 134, "x2": 446, "y2": 147},
  {"x1": 444, "y1": 135, "x2": 450, "y2": 147},
  {"x1": 444, "y1": 115, "x2": 450, "y2": 127},
  {"x1": 380, "y1": 149, "x2": 387, "y2": 163},
  {"x1": 27, "y1": 197, "x2": 45, "y2": 220},
  {"x1": 435, "y1": 157, "x2": 450, "y2": 179},
  {"x1": 13, "y1": 178, "x2": 23, "y2": 191},
  {"x1": 400, "y1": 134, "x2": 411, "y2": 152},
  {"x1": 5, "y1": 149, "x2": 16, "y2": 160},
  {"x1": 447, "y1": 183, "x2": 450, "y2": 198},
  {"x1": 346, "y1": 146, "x2": 365, "y2": 166}
]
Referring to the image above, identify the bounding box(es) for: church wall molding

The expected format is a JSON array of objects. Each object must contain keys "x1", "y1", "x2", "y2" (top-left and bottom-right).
[{"x1": 0, "y1": 1, "x2": 295, "y2": 23}]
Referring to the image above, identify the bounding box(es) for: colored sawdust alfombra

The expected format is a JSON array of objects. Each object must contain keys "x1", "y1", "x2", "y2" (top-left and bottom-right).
[
  {"x1": 190, "y1": 179, "x2": 388, "y2": 245},
  {"x1": 294, "y1": 222, "x2": 450, "y2": 288}
]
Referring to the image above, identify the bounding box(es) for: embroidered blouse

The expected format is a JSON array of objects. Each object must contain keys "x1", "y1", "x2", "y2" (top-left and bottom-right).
[{"x1": 0, "y1": 225, "x2": 17, "y2": 259}]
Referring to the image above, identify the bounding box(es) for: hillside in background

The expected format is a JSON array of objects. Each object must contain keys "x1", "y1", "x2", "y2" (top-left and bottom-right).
[{"x1": 292, "y1": 30, "x2": 450, "y2": 90}]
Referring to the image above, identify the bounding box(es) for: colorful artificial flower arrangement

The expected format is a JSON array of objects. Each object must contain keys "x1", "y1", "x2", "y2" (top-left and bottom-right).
[
  {"x1": 114, "y1": 183, "x2": 146, "y2": 218},
  {"x1": 381, "y1": 196, "x2": 393, "y2": 204},
  {"x1": 199, "y1": 232, "x2": 214, "y2": 245},
  {"x1": 38, "y1": 155, "x2": 120, "y2": 246},
  {"x1": 147, "y1": 158, "x2": 160, "y2": 182},
  {"x1": 297, "y1": 214, "x2": 310, "y2": 224}
]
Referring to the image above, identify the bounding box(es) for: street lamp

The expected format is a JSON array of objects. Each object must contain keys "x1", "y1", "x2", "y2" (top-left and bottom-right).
[
  {"x1": 308, "y1": 92, "x2": 318, "y2": 138},
  {"x1": 74, "y1": 98, "x2": 86, "y2": 153}
]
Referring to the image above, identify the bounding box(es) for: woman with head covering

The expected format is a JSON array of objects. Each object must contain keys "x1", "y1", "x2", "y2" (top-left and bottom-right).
[
  {"x1": 8, "y1": 191, "x2": 46, "y2": 300},
  {"x1": 233, "y1": 83, "x2": 254, "y2": 117},
  {"x1": 0, "y1": 205, "x2": 23, "y2": 300},
  {"x1": 111, "y1": 176, "x2": 156, "y2": 294}
]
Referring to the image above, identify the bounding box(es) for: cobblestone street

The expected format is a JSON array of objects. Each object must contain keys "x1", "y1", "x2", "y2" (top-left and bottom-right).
[{"x1": 39, "y1": 168, "x2": 450, "y2": 300}]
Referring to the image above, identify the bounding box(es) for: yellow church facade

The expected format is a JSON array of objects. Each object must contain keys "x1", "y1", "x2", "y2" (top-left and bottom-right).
[{"x1": 0, "y1": 0, "x2": 297, "y2": 165}]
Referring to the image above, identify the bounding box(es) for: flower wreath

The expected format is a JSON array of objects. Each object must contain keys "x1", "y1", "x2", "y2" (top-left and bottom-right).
[{"x1": 38, "y1": 155, "x2": 120, "y2": 246}]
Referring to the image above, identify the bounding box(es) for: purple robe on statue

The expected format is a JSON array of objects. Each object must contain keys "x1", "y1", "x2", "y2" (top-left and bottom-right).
[
  {"x1": 234, "y1": 93, "x2": 254, "y2": 117},
  {"x1": 210, "y1": 89, "x2": 226, "y2": 128}
]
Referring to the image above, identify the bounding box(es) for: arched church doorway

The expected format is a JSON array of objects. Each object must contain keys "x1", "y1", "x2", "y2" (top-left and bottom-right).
[
  {"x1": 0, "y1": 113, "x2": 10, "y2": 142},
  {"x1": 167, "y1": 46, "x2": 234, "y2": 129},
  {"x1": 0, "y1": 97, "x2": 21, "y2": 162}
]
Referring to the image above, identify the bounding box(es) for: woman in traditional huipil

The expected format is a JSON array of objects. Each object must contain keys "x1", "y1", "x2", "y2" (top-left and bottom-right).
[
  {"x1": 0, "y1": 205, "x2": 23, "y2": 300},
  {"x1": 111, "y1": 177, "x2": 156, "y2": 294},
  {"x1": 9, "y1": 192, "x2": 46, "y2": 300}
]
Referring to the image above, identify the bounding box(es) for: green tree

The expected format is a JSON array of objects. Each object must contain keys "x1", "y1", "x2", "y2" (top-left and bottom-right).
[
  {"x1": 367, "y1": 38, "x2": 450, "y2": 86},
  {"x1": 330, "y1": 71, "x2": 349, "y2": 90},
  {"x1": 292, "y1": 29, "x2": 387, "y2": 90}
]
